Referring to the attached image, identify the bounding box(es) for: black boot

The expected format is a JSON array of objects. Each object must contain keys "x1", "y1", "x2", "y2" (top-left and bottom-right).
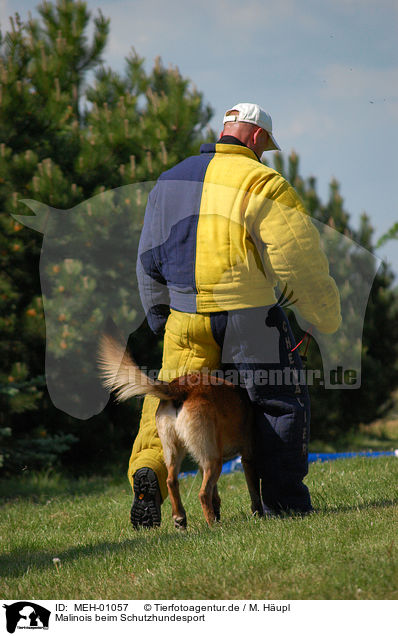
[{"x1": 131, "y1": 467, "x2": 162, "y2": 528}]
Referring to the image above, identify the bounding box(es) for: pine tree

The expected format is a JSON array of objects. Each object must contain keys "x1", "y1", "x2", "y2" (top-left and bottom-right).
[
  {"x1": 0, "y1": 1, "x2": 108, "y2": 470},
  {"x1": 1, "y1": 1, "x2": 396, "y2": 473},
  {"x1": 272, "y1": 153, "x2": 398, "y2": 440},
  {"x1": 376, "y1": 222, "x2": 398, "y2": 248},
  {"x1": 0, "y1": 0, "x2": 213, "y2": 474}
]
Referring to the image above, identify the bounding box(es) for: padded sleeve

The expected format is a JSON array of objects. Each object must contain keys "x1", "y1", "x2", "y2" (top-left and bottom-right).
[
  {"x1": 137, "y1": 184, "x2": 170, "y2": 335},
  {"x1": 249, "y1": 175, "x2": 342, "y2": 334}
]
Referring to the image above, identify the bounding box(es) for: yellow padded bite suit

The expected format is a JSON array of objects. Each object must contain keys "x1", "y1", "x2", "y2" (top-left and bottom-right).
[{"x1": 128, "y1": 309, "x2": 221, "y2": 501}]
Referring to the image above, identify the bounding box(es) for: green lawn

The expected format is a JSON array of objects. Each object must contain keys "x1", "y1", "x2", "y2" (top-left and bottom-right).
[{"x1": 1, "y1": 457, "x2": 397, "y2": 600}]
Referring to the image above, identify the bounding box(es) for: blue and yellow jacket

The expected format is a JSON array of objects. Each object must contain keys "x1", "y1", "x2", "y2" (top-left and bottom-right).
[{"x1": 137, "y1": 138, "x2": 341, "y2": 335}]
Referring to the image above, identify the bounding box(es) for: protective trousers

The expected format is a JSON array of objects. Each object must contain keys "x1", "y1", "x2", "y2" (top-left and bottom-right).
[{"x1": 128, "y1": 306, "x2": 312, "y2": 513}]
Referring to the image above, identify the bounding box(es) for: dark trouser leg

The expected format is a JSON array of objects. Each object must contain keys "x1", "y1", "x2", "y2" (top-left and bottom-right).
[
  {"x1": 252, "y1": 392, "x2": 312, "y2": 514},
  {"x1": 211, "y1": 305, "x2": 313, "y2": 515}
]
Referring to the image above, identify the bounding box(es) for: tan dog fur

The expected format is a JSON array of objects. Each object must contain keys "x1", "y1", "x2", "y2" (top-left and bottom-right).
[{"x1": 98, "y1": 332, "x2": 262, "y2": 528}]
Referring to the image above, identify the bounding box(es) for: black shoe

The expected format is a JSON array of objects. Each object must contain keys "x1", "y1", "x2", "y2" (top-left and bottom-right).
[
  {"x1": 131, "y1": 467, "x2": 162, "y2": 529},
  {"x1": 262, "y1": 504, "x2": 314, "y2": 518},
  {"x1": 261, "y1": 480, "x2": 313, "y2": 517}
]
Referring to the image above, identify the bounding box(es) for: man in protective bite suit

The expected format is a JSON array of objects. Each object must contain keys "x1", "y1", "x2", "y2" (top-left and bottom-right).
[{"x1": 128, "y1": 102, "x2": 341, "y2": 527}]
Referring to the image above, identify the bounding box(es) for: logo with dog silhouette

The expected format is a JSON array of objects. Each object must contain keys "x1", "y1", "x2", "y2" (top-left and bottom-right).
[{"x1": 3, "y1": 602, "x2": 51, "y2": 633}]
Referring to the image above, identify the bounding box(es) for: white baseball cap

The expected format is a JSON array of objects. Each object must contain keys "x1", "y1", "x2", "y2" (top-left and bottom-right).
[{"x1": 223, "y1": 102, "x2": 281, "y2": 151}]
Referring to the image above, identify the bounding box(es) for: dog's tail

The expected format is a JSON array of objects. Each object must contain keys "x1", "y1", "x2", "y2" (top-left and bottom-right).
[{"x1": 98, "y1": 331, "x2": 173, "y2": 403}]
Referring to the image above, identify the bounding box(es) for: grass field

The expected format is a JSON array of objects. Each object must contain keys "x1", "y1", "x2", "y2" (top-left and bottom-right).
[{"x1": 1, "y1": 456, "x2": 397, "y2": 600}]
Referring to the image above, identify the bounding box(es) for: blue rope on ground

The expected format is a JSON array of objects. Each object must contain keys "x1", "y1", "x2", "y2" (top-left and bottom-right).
[
  {"x1": 179, "y1": 449, "x2": 398, "y2": 479},
  {"x1": 308, "y1": 450, "x2": 398, "y2": 462}
]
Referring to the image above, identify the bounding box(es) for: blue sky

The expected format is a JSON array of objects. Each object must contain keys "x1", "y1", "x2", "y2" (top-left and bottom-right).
[{"x1": 2, "y1": 0, "x2": 398, "y2": 274}]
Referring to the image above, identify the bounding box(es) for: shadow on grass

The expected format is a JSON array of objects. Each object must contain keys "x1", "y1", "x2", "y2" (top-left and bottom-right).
[
  {"x1": 0, "y1": 474, "x2": 126, "y2": 503},
  {"x1": 316, "y1": 497, "x2": 398, "y2": 514},
  {"x1": 225, "y1": 496, "x2": 398, "y2": 523},
  {"x1": 0, "y1": 530, "x2": 191, "y2": 579}
]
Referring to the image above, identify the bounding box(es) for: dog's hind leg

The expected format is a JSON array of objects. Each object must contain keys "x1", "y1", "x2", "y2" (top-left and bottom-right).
[
  {"x1": 240, "y1": 407, "x2": 263, "y2": 517},
  {"x1": 198, "y1": 467, "x2": 221, "y2": 520},
  {"x1": 156, "y1": 403, "x2": 187, "y2": 529},
  {"x1": 198, "y1": 458, "x2": 222, "y2": 527},
  {"x1": 198, "y1": 467, "x2": 221, "y2": 521},
  {"x1": 212, "y1": 483, "x2": 221, "y2": 522},
  {"x1": 241, "y1": 457, "x2": 263, "y2": 517},
  {"x1": 176, "y1": 402, "x2": 222, "y2": 526},
  {"x1": 166, "y1": 451, "x2": 187, "y2": 530}
]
